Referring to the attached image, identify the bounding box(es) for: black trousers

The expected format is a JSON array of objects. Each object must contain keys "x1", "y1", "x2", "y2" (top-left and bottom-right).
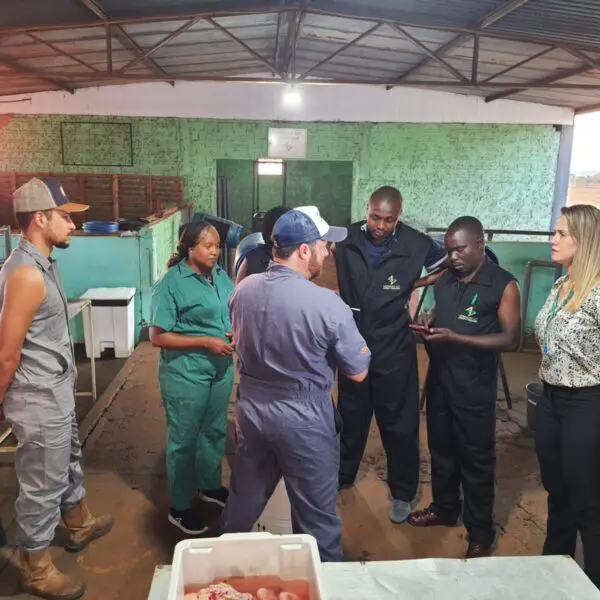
[
  {"x1": 337, "y1": 352, "x2": 420, "y2": 502},
  {"x1": 535, "y1": 383, "x2": 600, "y2": 589},
  {"x1": 427, "y1": 370, "x2": 497, "y2": 546}
]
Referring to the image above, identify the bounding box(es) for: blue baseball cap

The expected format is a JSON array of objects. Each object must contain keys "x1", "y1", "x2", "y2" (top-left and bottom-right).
[{"x1": 272, "y1": 206, "x2": 347, "y2": 247}]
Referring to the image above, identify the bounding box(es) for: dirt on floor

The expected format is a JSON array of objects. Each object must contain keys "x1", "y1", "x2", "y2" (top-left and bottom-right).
[
  {"x1": 0, "y1": 257, "x2": 558, "y2": 599},
  {"x1": 0, "y1": 340, "x2": 554, "y2": 600}
]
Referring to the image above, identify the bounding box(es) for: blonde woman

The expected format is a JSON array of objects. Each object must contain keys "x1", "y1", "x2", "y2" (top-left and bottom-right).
[{"x1": 534, "y1": 204, "x2": 600, "y2": 588}]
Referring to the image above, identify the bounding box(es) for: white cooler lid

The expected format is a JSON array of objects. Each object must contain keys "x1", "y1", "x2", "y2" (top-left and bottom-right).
[{"x1": 80, "y1": 287, "x2": 136, "y2": 301}]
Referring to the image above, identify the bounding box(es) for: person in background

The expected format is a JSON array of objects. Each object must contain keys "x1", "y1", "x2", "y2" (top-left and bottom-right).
[
  {"x1": 408, "y1": 216, "x2": 521, "y2": 558},
  {"x1": 150, "y1": 221, "x2": 234, "y2": 535},
  {"x1": 223, "y1": 206, "x2": 371, "y2": 562},
  {"x1": 333, "y1": 186, "x2": 448, "y2": 524},
  {"x1": 0, "y1": 177, "x2": 113, "y2": 600},
  {"x1": 534, "y1": 204, "x2": 600, "y2": 588},
  {"x1": 235, "y1": 205, "x2": 291, "y2": 284}
]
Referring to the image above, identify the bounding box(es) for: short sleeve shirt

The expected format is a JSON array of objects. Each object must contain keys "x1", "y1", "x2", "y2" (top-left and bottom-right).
[{"x1": 151, "y1": 261, "x2": 234, "y2": 392}]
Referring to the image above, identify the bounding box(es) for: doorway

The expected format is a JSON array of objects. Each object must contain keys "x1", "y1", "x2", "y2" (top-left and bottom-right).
[{"x1": 216, "y1": 159, "x2": 353, "y2": 235}]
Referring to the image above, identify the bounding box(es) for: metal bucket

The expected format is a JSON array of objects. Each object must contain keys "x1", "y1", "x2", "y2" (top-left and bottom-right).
[{"x1": 526, "y1": 380, "x2": 544, "y2": 433}]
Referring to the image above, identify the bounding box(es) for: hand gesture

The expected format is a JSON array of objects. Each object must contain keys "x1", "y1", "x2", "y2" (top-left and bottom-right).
[
  {"x1": 421, "y1": 327, "x2": 456, "y2": 343},
  {"x1": 206, "y1": 337, "x2": 235, "y2": 356}
]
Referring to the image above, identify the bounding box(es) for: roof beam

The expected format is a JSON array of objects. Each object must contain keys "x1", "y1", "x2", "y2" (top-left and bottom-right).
[
  {"x1": 478, "y1": 46, "x2": 555, "y2": 84},
  {"x1": 117, "y1": 17, "x2": 202, "y2": 74},
  {"x1": 106, "y1": 25, "x2": 112, "y2": 72},
  {"x1": 273, "y1": 10, "x2": 284, "y2": 67},
  {"x1": 1, "y1": 1, "x2": 598, "y2": 62},
  {"x1": 471, "y1": 34, "x2": 479, "y2": 84},
  {"x1": 286, "y1": 7, "x2": 307, "y2": 79},
  {"x1": 557, "y1": 46, "x2": 600, "y2": 71},
  {"x1": 206, "y1": 17, "x2": 285, "y2": 79},
  {"x1": 0, "y1": 3, "x2": 297, "y2": 35},
  {"x1": 485, "y1": 64, "x2": 597, "y2": 102},
  {"x1": 75, "y1": 0, "x2": 172, "y2": 79},
  {"x1": 386, "y1": 0, "x2": 533, "y2": 89},
  {"x1": 298, "y1": 23, "x2": 381, "y2": 80},
  {"x1": 26, "y1": 33, "x2": 101, "y2": 72},
  {"x1": 390, "y1": 25, "x2": 470, "y2": 83},
  {"x1": 2, "y1": 70, "x2": 600, "y2": 89},
  {"x1": 575, "y1": 103, "x2": 600, "y2": 115},
  {"x1": 478, "y1": 0, "x2": 533, "y2": 28},
  {"x1": 0, "y1": 56, "x2": 74, "y2": 92}
]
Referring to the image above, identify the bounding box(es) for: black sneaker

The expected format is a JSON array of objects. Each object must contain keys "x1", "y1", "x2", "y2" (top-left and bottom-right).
[
  {"x1": 168, "y1": 508, "x2": 208, "y2": 535},
  {"x1": 198, "y1": 487, "x2": 229, "y2": 508}
]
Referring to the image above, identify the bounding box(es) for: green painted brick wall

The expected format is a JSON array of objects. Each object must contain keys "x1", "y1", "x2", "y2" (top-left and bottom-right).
[
  {"x1": 149, "y1": 210, "x2": 182, "y2": 280},
  {"x1": 0, "y1": 115, "x2": 559, "y2": 230}
]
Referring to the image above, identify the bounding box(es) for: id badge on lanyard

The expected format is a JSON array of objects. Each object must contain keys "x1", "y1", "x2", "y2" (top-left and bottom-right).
[{"x1": 543, "y1": 283, "x2": 572, "y2": 355}]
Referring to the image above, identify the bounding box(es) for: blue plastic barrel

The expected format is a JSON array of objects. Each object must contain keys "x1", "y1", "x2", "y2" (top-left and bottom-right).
[
  {"x1": 192, "y1": 213, "x2": 243, "y2": 248},
  {"x1": 234, "y1": 232, "x2": 265, "y2": 276}
]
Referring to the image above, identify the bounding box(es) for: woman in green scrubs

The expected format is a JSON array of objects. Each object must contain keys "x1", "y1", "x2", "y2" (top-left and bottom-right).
[{"x1": 150, "y1": 220, "x2": 234, "y2": 535}]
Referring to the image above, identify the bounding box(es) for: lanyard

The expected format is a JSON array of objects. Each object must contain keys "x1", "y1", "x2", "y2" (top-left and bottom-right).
[{"x1": 543, "y1": 281, "x2": 573, "y2": 354}]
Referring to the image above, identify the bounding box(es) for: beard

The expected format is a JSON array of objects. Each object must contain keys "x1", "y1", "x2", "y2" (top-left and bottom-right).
[
  {"x1": 307, "y1": 251, "x2": 322, "y2": 281},
  {"x1": 54, "y1": 241, "x2": 70, "y2": 250}
]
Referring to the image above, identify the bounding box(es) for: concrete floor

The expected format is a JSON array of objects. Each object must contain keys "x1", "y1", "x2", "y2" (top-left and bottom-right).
[
  {"x1": 0, "y1": 258, "x2": 556, "y2": 599},
  {"x1": 0, "y1": 342, "x2": 550, "y2": 600}
]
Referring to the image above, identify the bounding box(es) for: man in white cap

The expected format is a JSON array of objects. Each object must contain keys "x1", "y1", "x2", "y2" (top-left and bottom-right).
[
  {"x1": 0, "y1": 177, "x2": 113, "y2": 600},
  {"x1": 223, "y1": 206, "x2": 371, "y2": 562}
]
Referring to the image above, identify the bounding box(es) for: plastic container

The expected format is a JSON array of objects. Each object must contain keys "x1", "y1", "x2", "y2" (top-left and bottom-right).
[
  {"x1": 82, "y1": 220, "x2": 119, "y2": 234},
  {"x1": 168, "y1": 533, "x2": 324, "y2": 600},
  {"x1": 80, "y1": 287, "x2": 136, "y2": 358},
  {"x1": 234, "y1": 232, "x2": 265, "y2": 276},
  {"x1": 253, "y1": 479, "x2": 293, "y2": 535},
  {"x1": 192, "y1": 213, "x2": 243, "y2": 248},
  {"x1": 526, "y1": 381, "x2": 544, "y2": 433}
]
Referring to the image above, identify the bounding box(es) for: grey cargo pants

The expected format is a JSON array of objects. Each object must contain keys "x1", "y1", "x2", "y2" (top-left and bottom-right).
[{"x1": 4, "y1": 400, "x2": 86, "y2": 552}]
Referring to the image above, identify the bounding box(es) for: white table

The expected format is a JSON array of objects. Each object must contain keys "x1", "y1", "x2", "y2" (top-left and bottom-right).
[
  {"x1": 147, "y1": 556, "x2": 600, "y2": 600},
  {"x1": 68, "y1": 298, "x2": 97, "y2": 403},
  {"x1": 0, "y1": 299, "x2": 97, "y2": 453}
]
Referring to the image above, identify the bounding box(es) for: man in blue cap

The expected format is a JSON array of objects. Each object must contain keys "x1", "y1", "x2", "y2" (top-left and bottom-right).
[
  {"x1": 0, "y1": 177, "x2": 113, "y2": 600},
  {"x1": 223, "y1": 206, "x2": 371, "y2": 562}
]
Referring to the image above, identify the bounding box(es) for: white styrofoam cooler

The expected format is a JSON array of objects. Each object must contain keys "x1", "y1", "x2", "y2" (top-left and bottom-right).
[
  {"x1": 80, "y1": 287, "x2": 136, "y2": 359},
  {"x1": 168, "y1": 533, "x2": 324, "y2": 600}
]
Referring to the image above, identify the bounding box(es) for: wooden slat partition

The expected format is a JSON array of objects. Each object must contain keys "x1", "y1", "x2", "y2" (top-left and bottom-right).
[{"x1": 0, "y1": 171, "x2": 184, "y2": 227}]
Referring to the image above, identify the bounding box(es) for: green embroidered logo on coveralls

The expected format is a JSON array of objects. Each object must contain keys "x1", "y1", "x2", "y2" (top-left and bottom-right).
[{"x1": 459, "y1": 292, "x2": 479, "y2": 324}]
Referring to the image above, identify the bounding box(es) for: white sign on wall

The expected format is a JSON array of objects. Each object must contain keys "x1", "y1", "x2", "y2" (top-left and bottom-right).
[{"x1": 268, "y1": 128, "x2": 307, "y2": 159}]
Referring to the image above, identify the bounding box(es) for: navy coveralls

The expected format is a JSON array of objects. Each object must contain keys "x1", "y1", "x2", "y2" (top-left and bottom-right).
[
  {"x1": 334, "y1": 222, "x2": 446, "y2": 502},
  {"x1": 426, "y1": 259, "x2": 515, "y2": 546},
  {"x1": 223, "y1": 264, "x2": 371, "y2": 562}
]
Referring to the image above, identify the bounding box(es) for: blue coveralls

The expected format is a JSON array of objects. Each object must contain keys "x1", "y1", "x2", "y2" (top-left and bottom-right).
[{"x1": 223, "y1": 264, "x2": 371, "y2": 562}]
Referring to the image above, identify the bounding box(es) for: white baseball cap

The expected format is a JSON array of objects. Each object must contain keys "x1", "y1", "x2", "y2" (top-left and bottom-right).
[{"x1": 272, "y1": 205, "x2": 347, "y2": 247}]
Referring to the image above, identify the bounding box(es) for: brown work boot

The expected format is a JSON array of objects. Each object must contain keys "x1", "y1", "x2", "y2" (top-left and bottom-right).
[
  {"x1": 20, "y1": 548, "x2": 85, "y2": 600},
  {"x1": 62, "y1": 500, "x2": 114, "y2": 553}
]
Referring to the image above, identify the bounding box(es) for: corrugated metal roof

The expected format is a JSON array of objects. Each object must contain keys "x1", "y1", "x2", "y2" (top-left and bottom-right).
[{"x1": 0, "y1": 0, "x2": 599, "y2": 112}]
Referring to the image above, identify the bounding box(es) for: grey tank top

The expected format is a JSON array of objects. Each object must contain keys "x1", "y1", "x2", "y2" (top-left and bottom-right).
[{"x1": 0, "y1": 239, "x2": 75, "y2": 410}]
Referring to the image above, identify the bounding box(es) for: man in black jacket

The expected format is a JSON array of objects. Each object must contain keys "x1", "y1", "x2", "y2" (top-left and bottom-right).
[{"x1": 334, "y1": 186, "x2": 447, "y2": 523}]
